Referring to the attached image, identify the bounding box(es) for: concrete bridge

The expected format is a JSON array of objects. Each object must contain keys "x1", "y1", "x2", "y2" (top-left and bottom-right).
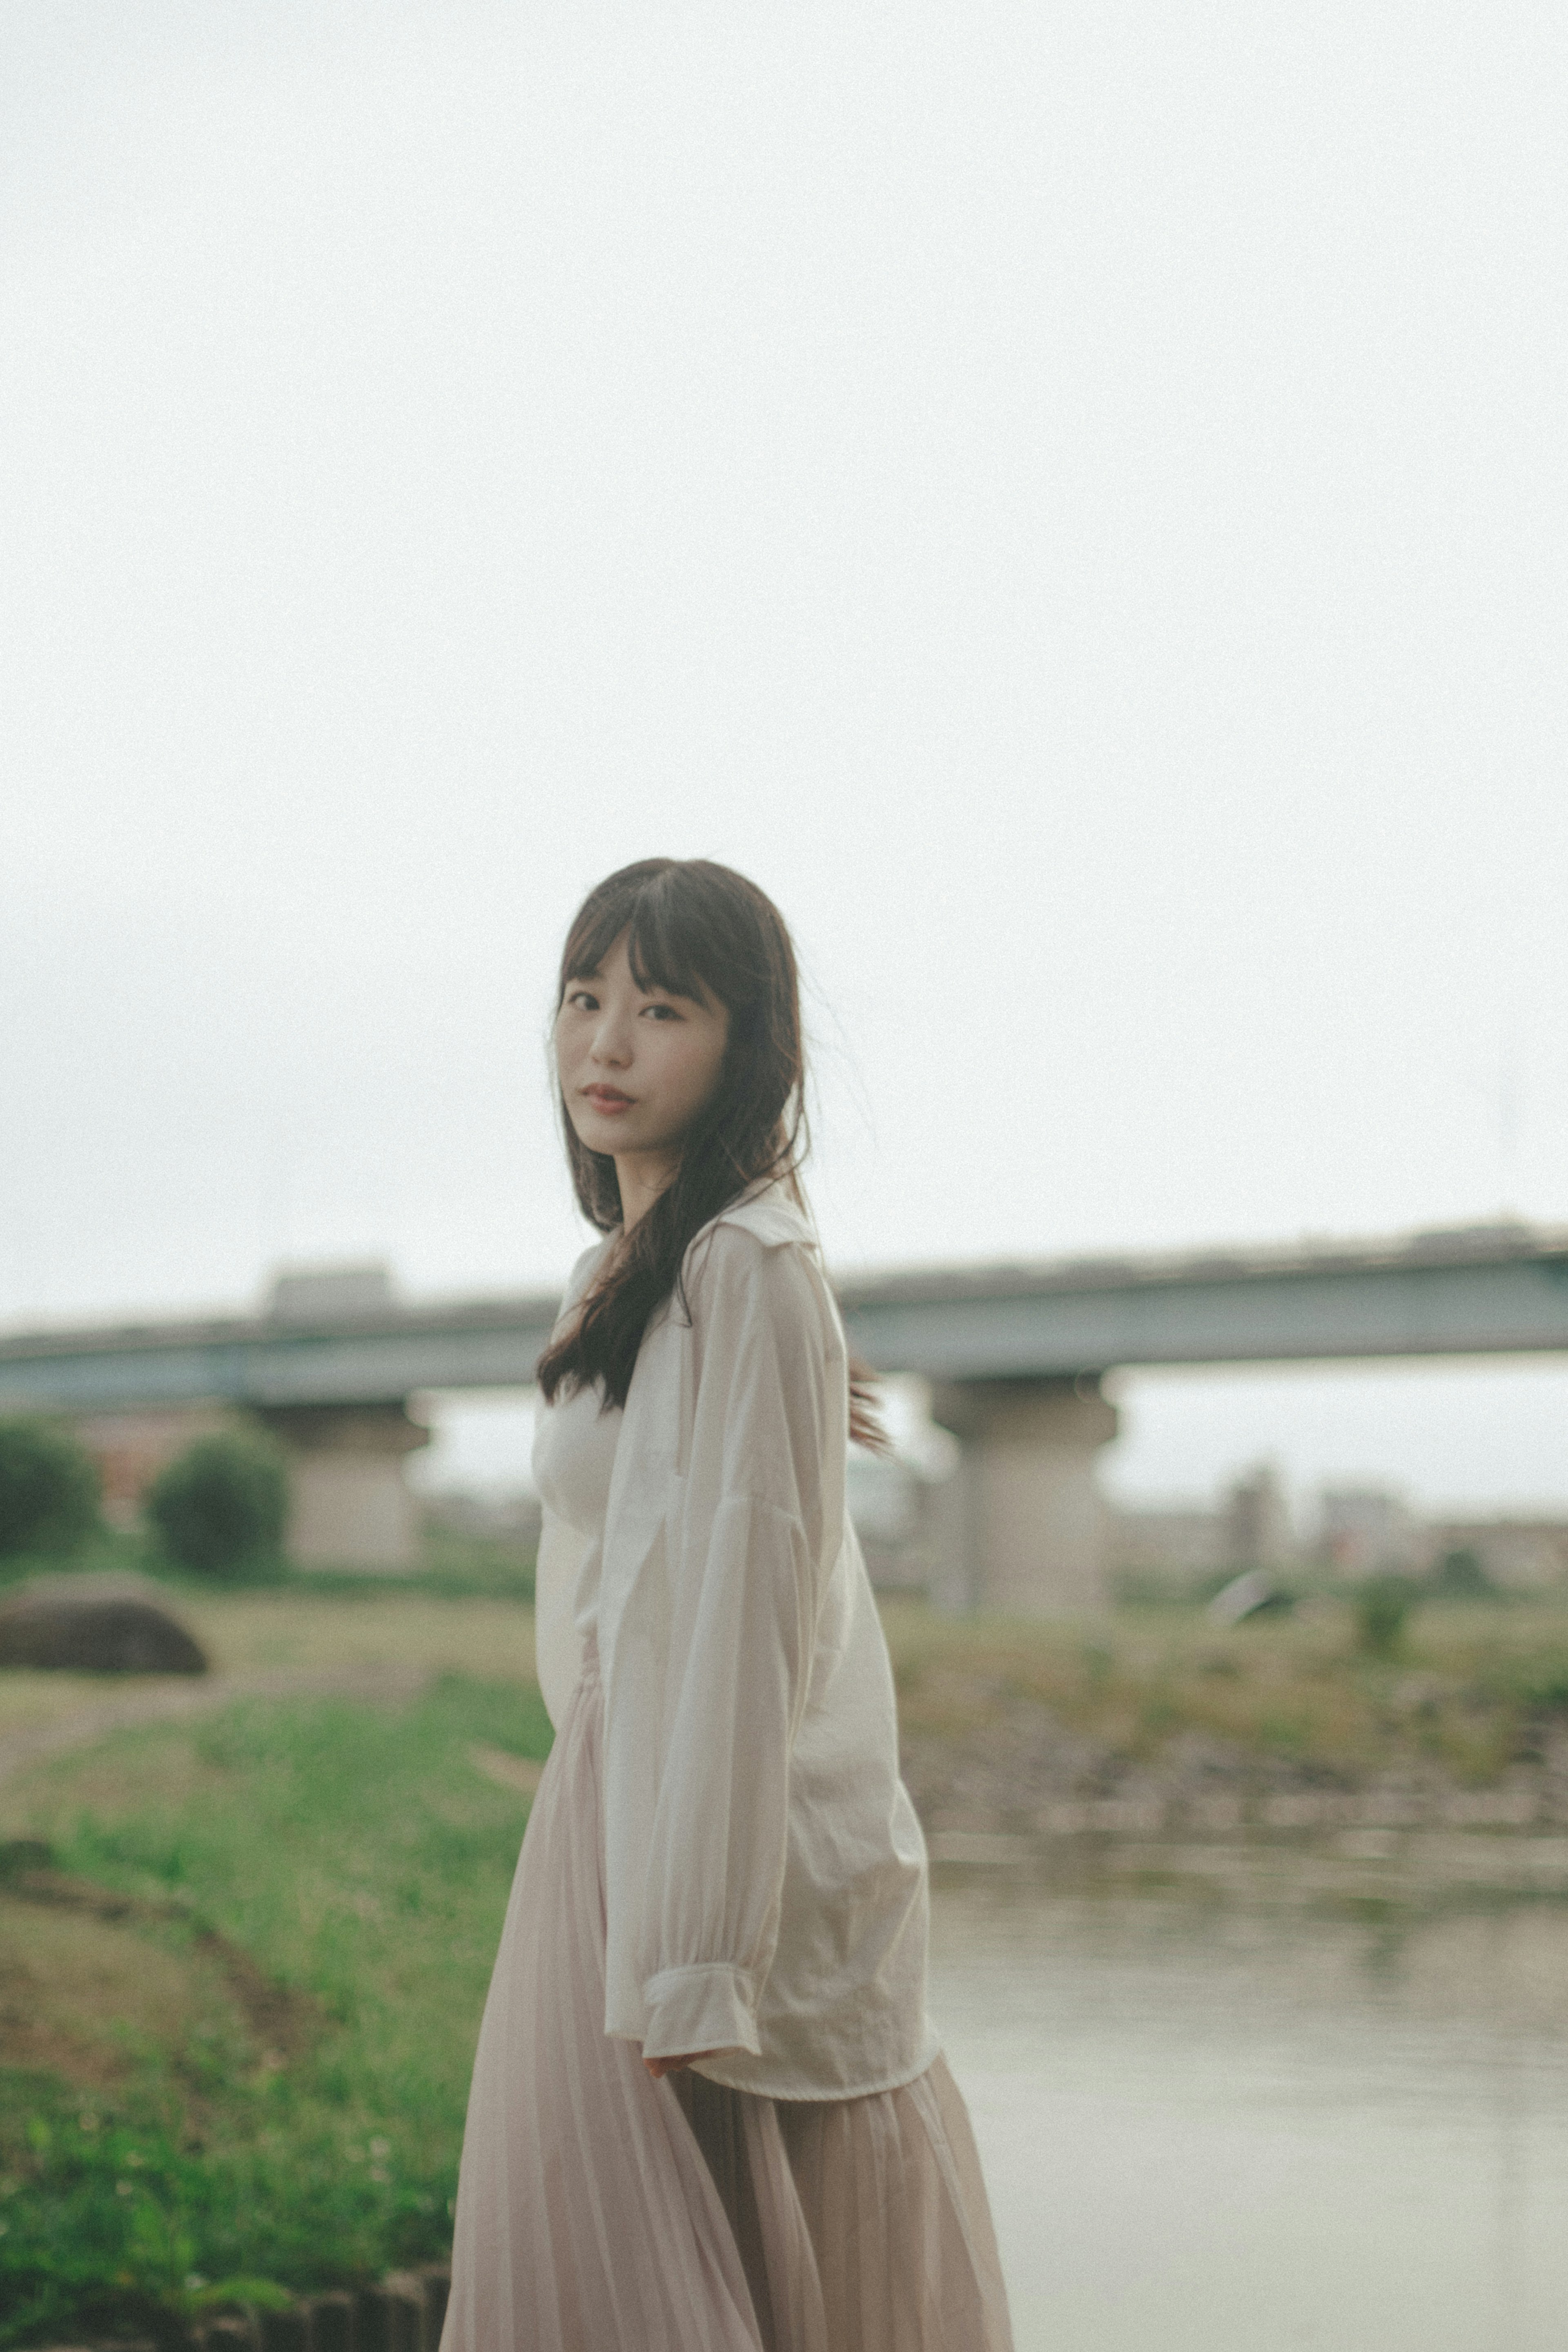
[{"x1": 2, "y1": 1220, "x2": 1566, "y2": 1610}]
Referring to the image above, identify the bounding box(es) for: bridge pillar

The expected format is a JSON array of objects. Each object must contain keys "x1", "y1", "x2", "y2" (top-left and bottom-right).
[
  {"x1": 927, "y1": 1376, "x2": 1119, "y2": 1615},
  {"x1": 257, "y1": 1404, "x2": 430, "y2": 1570}
]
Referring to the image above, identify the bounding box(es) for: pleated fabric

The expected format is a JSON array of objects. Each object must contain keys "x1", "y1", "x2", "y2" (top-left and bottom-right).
[{"x1": 442, "y1": 1638, "x2": 1014, "y2": 2352}]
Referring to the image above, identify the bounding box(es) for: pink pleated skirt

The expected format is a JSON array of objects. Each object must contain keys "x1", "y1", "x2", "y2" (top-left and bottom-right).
[{"x1": 441, "y1": 1637, "x2": 1013, "y2": 2352}]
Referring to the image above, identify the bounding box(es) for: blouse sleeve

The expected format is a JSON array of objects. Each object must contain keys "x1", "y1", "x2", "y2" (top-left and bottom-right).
[{"x1": 633, "y1": 1225, "x2": 845, "y2": 2061}]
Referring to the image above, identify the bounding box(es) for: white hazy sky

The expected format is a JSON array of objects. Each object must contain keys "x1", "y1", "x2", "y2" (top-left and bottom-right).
[{"x1": 3, "y1": 3, "x2": 1565, "y2": 1509}]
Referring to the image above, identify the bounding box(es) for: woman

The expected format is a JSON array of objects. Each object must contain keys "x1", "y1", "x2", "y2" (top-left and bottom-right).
[{"x1": 443, "y1": 858, "x2": 1013, "y2": 2352}]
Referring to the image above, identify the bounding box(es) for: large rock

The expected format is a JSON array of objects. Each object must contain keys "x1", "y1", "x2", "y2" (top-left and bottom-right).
[{"x1": 0, "y1": 1571, "x2": 208, "y2": 1674}]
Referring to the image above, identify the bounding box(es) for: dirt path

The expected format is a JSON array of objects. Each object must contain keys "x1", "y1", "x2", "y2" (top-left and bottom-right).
[{"x1": 0, "y1": 1662, "x2": 432, "y2": 1790}]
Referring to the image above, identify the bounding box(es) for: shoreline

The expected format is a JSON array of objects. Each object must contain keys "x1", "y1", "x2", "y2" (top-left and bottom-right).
[
  {"x1": 922, "y1": 1814, "x2": 1568, "y2": 1910},
  {"x1": 902, "y1": 1732, "x2": 1568, "y2": 1843}
]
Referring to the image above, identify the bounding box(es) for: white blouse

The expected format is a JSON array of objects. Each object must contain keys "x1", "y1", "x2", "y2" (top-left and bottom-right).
[{"x1": 532, "y1": 1185, "x2": 939, "y2": 2104}]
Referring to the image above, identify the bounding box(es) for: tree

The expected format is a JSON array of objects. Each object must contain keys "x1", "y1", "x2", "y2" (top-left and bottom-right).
[
  {"x1": 145, "y1": 1428, "x2": 289, "y2": 1579},
  {"x1": 0, "y1": 1417, "x2": 100, "y2": 1558}
]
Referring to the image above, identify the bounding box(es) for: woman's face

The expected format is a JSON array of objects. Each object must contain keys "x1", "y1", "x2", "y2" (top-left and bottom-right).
[{"x1": 555, "y1": 931, "x2": 731, "y2": 1169}]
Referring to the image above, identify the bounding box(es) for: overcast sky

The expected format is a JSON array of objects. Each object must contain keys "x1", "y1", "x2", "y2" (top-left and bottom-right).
[{"x1": 3, "y1": 4, "x2": 1565, "y2": 1509}]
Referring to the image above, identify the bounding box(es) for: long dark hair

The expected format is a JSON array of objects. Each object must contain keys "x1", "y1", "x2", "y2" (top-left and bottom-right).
[{"x1": 535, "y1": 858, "x2": 885, "y2": 1446}]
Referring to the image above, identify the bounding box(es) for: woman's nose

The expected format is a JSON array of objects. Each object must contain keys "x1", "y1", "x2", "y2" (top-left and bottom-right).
[{"x1": 590, "y1": 1015, "x2": 632, "y2": 1066}]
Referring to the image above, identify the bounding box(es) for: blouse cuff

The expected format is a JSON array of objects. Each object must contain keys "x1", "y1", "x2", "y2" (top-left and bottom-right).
[{"x1": 640, "y1": 1963, "x2": 763, "y2": 2061}]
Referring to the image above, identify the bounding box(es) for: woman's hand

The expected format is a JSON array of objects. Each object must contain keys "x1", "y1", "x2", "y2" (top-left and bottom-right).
[{"x1": 643, "y1": 2049, "x2": 720, "y2": 2080}]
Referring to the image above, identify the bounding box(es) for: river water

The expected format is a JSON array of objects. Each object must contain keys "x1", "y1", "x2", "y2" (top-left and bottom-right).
[{"x1": 930, "y1": 1843, "x2": 1568, "y2": 2352}]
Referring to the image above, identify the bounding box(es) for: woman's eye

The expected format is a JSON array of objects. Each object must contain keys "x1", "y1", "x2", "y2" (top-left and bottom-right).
[
  {"x1": 566, "y1": 991, "x2": 598, "y2": 1011},
  {"x1": 642, "y1": 1003, "x2": 680, "y2": 1021}
]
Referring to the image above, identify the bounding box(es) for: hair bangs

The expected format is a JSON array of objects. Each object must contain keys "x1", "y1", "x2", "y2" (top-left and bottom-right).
[
  {"x1": 622, "y1": 887, "x2": 726, "y2": 1012},
  {"x1": 559, "y1": 896, "x2": 631, "y2": 992},
  {"x1": 558, "y1": 863, "x2": 725, "y2": 1014}
]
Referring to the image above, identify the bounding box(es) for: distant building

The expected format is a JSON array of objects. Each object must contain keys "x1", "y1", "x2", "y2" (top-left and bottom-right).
[
  {"x1": 420, "y1": 1487, "x2": 543, "y2": 1547},
  {"x1": 74, "y1": 1406, "x2": 239, "y2": 1528},
  {"x1": 1223, "y1": 1462, "x2": 1294, "y2": 1569},
  {"x1": 1316, "y1": 1486, "x2": 1424, "y2": 1576},
  {"x1": 1110, "y1": 1503, "x2": 1228, "y2": 1579},
  {"x1": 848, "y1": 1451, "x2": 948, "y2": 1592},
  {"x1": 1111, "y1": 1462, "x2": 1293, "y2": 1581},
  {"x1": 1426, "y1": 1517, "x2": 1568, "y2": 1591}
]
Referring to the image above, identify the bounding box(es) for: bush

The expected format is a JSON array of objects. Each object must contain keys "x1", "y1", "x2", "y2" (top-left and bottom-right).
[
  {"x1": 145, "y1": 1429, "x2": 288, "y2": 1579},
  {"x1": 0, "y1": 1417, "x2": 100, "y2": 1559},
  {"x1": 1519, "y1": 1661, "x2": 1568, "y2": 1717},
  {"x1": 1431, "y1": 1546, "x2": 1493, "y2": 1598},
  {"x1": 1353, "y1": 1573, "x2": 1418, "y2": 1659}
]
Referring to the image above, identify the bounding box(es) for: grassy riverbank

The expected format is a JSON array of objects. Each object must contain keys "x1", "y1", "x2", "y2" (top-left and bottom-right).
[
  {"x1": 2, "y1": 1574, "x2": 1567, "y2": 2342},
  {"x1": 882, "y1": 1592, "x2": 1568, "y2": 1829},
  {"x1": 0, "y1": 1673, "x2": 549, "y2": 2346}
]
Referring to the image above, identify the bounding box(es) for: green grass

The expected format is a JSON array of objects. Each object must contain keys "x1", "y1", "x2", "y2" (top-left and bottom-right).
[
  {"x1": 0, "y1": 1674, "x2": 552, "y2": 2347},
  {"x1": 0, "y1": 1527, "x2": 152, "y2": 1594},
  {"x1": 0, "y1": 1523, "x2": 535, "y2": 1603}
]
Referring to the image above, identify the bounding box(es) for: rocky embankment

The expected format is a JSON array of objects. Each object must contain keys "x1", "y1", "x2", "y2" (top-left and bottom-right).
[{"x1": 900, "y1": 1703, "x2": 1568, "y2": 1841}]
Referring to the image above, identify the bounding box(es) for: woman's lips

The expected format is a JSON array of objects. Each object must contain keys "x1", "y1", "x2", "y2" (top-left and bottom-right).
[{"x1": 583, "y1": 1087, "x2": 633, "y2": 1112}]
